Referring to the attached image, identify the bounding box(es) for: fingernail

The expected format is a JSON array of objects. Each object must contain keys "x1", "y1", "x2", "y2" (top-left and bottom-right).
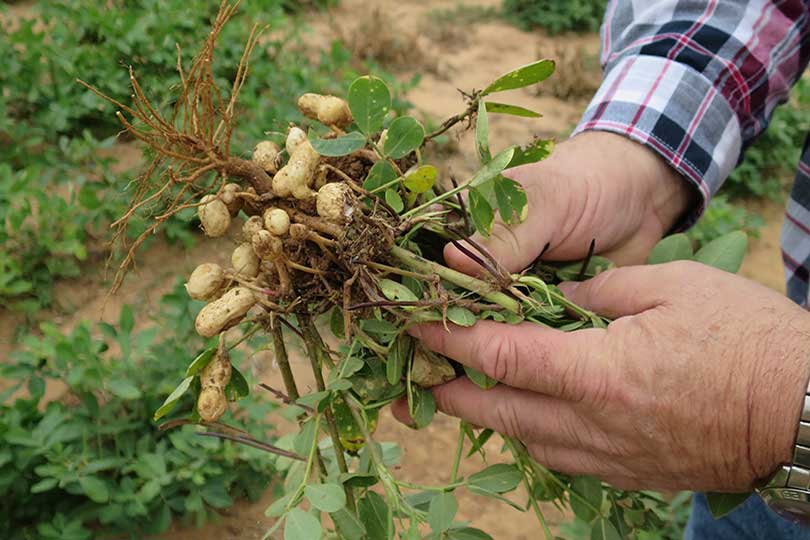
[{"x1": 557, "y1": 281, "x2": 580, "y2": 296}]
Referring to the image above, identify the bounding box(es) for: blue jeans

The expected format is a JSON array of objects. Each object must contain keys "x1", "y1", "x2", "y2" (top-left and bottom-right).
[{"x1": 685, "y1": 493, "x2": 810, "y2": 539}]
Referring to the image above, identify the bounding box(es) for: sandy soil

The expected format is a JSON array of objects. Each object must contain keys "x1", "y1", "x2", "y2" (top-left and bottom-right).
[{"x1": 1, "y1": 0, "x2": 789, "y2": 539}]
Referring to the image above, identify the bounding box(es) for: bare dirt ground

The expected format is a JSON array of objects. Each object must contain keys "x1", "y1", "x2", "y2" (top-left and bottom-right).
[{"x1": 1, "y1": 0, "x2": 788, "y2": 539}]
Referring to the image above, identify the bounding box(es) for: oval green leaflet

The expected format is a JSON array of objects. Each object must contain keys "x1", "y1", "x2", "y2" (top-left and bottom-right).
[
  {"x1": 485, "y1": 101, "x2": 541, "y2": 118},
  {"x1": 185, "y1": 346, "x2": 215, "y2": 376},
  {"x1": 384, "y1": 188, "x2": 404, "y2": 213},
  {"x1": 647, "y1": 233, "x2": 693, "y2": 265},
  {"x1": 403, "y1": 165, "x2": 436, "y2": 194},
  {"x1": 694, "y1": 230, "x2": 748, "y2": 273},
  {"x1": 427, "y1": 492, "x2": 458, "y2": 533},
  {"x1": 379, "y1": 278, "x2": 419, "y2": 302},
  {"x1": 508, "y1": 138, "x2": 555, "y2": 168},
  {"x1": 153, "y1": 375, "x2": 193, "y2": 421},
  {"x1": 590, "y1": 518, "x2": 621, "y2": 540},
  {"x1": 284, "y1": 507, "x2": 322, "y2": 540},
  {"x1": 493, "y1": 175, "x2": 528, "y2": 225},
  {"x1": 308, "y1": 131, "x2": 366, "y2": 157},
  {"x1": 464, "y1": 365, "x2": 498, "y2": 390},
  {"x1": 482, "y1": 59, "x2": 556, "y2": 95},
  {"x1": 571, "y1": 476, "x2": 603, "y2": 523},
  {"x1": 447, "y1": 306, "x2": 476, "y2": 327},
  {"x1": 304, "y1": 482, "x2": 346, "y2": 513},
  {"x1": 364, "y1": 160, "x2": 398, "y2": 193},
  {"x1": 383, "y1": 116, "x2": 424, "y2": 159},
  {"x1": 468, "y1": 187, "x2": 494, "y2": 236},
  {"x1": 358, "y1": 491, "x2": 393, "y2": 540},
  {"x1": 348, "y1": 75, "x2": 391, "y2": 135},
  {"x1": 467, "y1": 463, "x2": 522, "y2": 494}
]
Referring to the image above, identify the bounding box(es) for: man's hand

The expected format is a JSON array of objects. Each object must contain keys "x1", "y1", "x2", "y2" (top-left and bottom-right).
[
  {"x1": 447, "y1": 131, "x2": 693, "y2": 275},
  {"x1": 394, "y1": 262, "x2": 810, "y2": 491}
]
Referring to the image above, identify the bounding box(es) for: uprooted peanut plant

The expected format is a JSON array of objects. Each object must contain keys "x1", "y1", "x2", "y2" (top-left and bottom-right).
[{"x1": 81, "y1": 3, "x2": 749, "y2": 539}]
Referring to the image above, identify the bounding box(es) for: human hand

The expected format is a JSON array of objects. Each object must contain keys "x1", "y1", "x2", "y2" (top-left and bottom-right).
[
  {"x1": 447, "y1": 132, "x2": 693, "y2": 274},
  {"x1": 394, "y1": 261, "x2": 810, "y2": 491}
]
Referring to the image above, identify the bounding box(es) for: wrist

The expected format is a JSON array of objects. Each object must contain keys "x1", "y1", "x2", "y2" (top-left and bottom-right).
[{"x1": 751, "y1": 317, "x2": 810, "y2": 484}]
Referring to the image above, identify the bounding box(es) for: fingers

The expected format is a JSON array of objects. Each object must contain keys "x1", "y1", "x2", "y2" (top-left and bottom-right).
[
  {"x1": 409, "y1": 321, "x2": 609, "y2": 403},
  {"x1": 558, "y1": 265, "x2": 671, "y2": 319},
  {"x1": 431, "y1": 378, "x2": 591, "y2": 447}
]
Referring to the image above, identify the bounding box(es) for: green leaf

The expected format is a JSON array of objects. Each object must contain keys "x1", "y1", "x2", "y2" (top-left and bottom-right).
[
  {"x1": 647, "y1": 233, "x2": 694, "y2": 265},
  {"x1": 411, "y1": 385, "x2": 436, "y2": 429},
  {"x1": 508, "y1": 139, "x2": 555, "y2": 168},
  {"x1": 284, "y1": 507, "x2": 322, "y2": 540},
  {"x1": 386, "y1": 335, "x2": 410, "y2": 385},
  {"x1": 483, "y1": 59, "x2": 556, "y2": 95},
  {"x1": 470, "y1": 146, "x2": 515, "y2": 187},
  {"x1": 186, "y1": 346, "x2": 215, "y2": 376},
  {"x1": 484, "y1": 102, "x2": 541, "y2": 118},
  {"x1": 224, "y1": 366, "x2": 249, "y2": 400},
  {"x1": 590, "y1": 518, "x2": 621, "y2": 540},
  {"x1": 201, "y1": 481, "x2": 233, "y2": 508},
  {"x1": 379, "y1": 278, "x2": 419, "y2": 302},
  {"x1": 348, "y1": 75, "x2": 391, "y2": 135},
  {"x1": 465, "y1": 427, "x2": 494, "y2": 457},
  {"x1": 463, "y1": 365, "x2": 498, "y2": 390},
  {"x1": 305, "y1": 482, "x2": 346, "y2": 513},
  {"x1": 556, "y1": 256, "x2": 615, "y2": 282},
  {"x1": 475, "y1": 99, "x2": 491, "y2": 163},
  {"x1": 427, "y1": 492, "x2": 458, "y2": 533},
  {"x1": 265, "y1": 492, "x2": 295, "y2": 517},
  {"x1": 468, "y1": 464, "x2": 521, "y2": 494},
  {"x1": 571, "y1": 476, "x2": 602, "y2": 523},
  {"x1": 468, "y1": 188, "x2": 494, "y2": 236},
  {"x1": 294, "y1": 417, "x2": 319, "y2": 457},
  {"x1": 447, "y1": 306, "x2": 476, "y2": 327},
  {"x1": 694, "y1": 230, "x2": 748, "y2": 273},
  {"x1": 78, "y1": 476, "x2": 109, "y2": 503},
  {"x1": 153, "y1": 376, "x2": 193, "y2": 421},
  {"x1": 706, "y1": 492, "x2": 753, "y2": 519},
  {"x1": 340, "y1": 472, "x2": 379, "y2": 488},
  {"x1": 119, "y1": 305, "x2": 134, "y2": 334},
  {"x1": 447, "y1": 527, "x2": 494, "y2": 540},
  {"x1": 107, "y1": 378, "x2": 142, "y2": 400},
  {"x1": 403, "y1": 165, "x2": 437, "y2": 194},
  {"x1": 331, "y1": 508, "x2": 367, "y2": 539},
  {"x1": 329, "y1": 307, "x2": 345, "y2": 339},
  {"x1": 384, "y1": 189, "x2": 404, "y2": 213},
  {"x1": 383, "y1": 116, "x2": 424, "y2": 159},
  {"x1": 493, "y1": 176, "x2": 528, "y2": 224},
  {"x1": 359, "y1": 491, "x2": 393, "y2": 540},
  {"x1": 309, "y1": 131, "x2": 366, "y2": 157},
  {"x1": 296, "y1": 390, "x2": 330, "y2": 410},
  {"x1": 364, "y1": 160, "x2": 398, "y2": 192}
]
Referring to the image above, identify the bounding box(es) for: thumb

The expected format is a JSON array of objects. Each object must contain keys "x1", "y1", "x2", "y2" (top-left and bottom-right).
[{"x1": 558, "y1": 265, "x2": 669, "y2": 319}]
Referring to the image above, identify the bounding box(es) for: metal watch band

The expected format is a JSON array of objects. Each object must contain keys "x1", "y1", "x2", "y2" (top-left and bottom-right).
[
  {"x1": 768, "y1": 385, "x2": 810, "y2": 490},
  {"x1": 757, "y1": 379, "x2": 810, "y2": 525}
]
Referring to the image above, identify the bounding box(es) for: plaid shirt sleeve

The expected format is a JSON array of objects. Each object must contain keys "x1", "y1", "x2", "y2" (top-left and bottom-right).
[{"x1": 573, "y1": 0, "x2": 810, "y2": 223}]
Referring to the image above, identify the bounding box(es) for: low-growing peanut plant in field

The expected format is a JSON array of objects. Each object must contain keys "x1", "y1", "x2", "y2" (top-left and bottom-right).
[{"x1": 83, "y1": 4, "x2": 751, "y2": 538}]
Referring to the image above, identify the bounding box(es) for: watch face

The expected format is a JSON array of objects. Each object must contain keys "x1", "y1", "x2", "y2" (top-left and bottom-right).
[{"x1": 762, "y1": 489, "x2": 810, "y2": 526}]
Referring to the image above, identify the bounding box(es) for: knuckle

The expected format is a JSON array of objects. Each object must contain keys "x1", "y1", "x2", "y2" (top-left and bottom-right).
[
  {"x1": 493, "y1": 400, "x2": 525, "y2": 440},
  {"x1": 481, "y1": 333, "x2": 520, "y2": 384}
]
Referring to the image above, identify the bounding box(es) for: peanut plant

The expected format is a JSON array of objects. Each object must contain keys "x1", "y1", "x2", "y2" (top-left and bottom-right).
[{"x1": 83, "y1": 4, "x2": 749, "y2": 538}]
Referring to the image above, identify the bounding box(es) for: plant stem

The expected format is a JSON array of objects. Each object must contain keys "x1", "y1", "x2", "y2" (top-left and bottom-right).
[
  {"x1": 450, "y1": 423, "x2": 465, "y2": 483},
  {"x1": 299, "y1": 315, "x2": 357, "y2": 513},
  {"x1": 268, "y1": 315, "x2": 299, "y2": 400},
  {"x1": 390, "y1": 246, "x2": 520, "y2": 314},
  {"x1": 505, "y1": 437, "x2": 554, "y2": 540},
  {"x1": 401, "y1": 178, "x2": 471, "y2": 219}
]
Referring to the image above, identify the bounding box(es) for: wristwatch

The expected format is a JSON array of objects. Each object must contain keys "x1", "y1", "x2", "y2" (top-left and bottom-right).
[{"x1": 759, "y1": 379, "x2": 810, "y2": 525}]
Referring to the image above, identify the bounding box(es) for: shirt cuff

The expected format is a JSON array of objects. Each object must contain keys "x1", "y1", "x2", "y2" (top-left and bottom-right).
[{"x1": 572, "y1": 55, "x2": 742, "y2": 227}]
